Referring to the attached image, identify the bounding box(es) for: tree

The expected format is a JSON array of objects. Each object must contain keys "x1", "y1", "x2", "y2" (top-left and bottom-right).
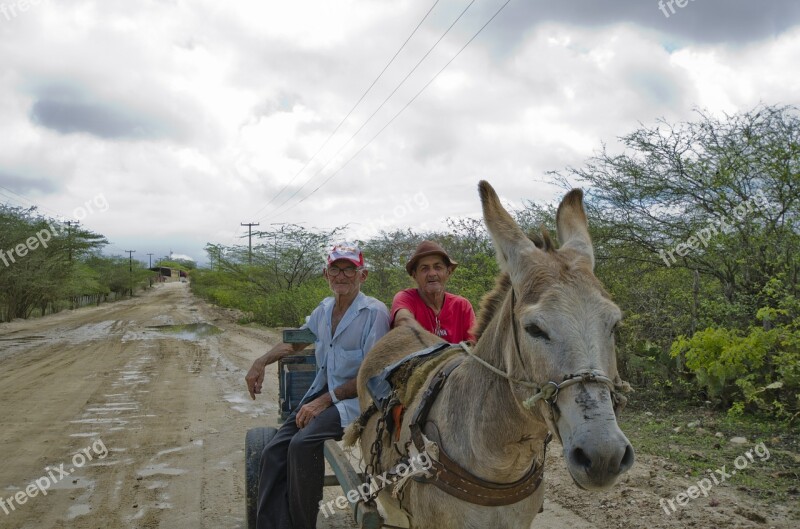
[
  {"x1": 549, "y1": 104, "x2": 800, "y2": 413},
  {"x1": 192, "y1": 224, "x2": 345, "y2": 325},
  {"x1": 553, "y1": 104, "x2": 799, "y2": 327},
  {"x1": 0, "y1": 206, "x2": 108, "y2": 320}
]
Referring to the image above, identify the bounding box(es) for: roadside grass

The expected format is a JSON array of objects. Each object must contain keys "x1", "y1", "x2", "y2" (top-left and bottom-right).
[{"x1": 619, "y1": 385, "x2": 800, "y2": 509}]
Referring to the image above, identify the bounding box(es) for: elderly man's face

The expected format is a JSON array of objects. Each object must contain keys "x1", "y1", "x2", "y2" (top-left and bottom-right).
[
  {"x1": 412, "y1": 255, "x2": 453, "y2": 295},
  {"x1": 324, "y1": 258, "x2": 367, "y2": 297}
]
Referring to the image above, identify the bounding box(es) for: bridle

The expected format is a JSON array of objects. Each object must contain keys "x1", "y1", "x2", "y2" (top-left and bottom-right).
[{"x1": 460, "y1": 288, "x2": 630, "y2": 424}]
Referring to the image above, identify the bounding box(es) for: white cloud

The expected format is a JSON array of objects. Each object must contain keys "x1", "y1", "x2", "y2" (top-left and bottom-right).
[{"x1": 0, "y1": 0, "x2": 798, "y2": 265}]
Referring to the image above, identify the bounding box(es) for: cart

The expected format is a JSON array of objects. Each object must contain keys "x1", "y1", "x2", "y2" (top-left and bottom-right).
[{"x1": 245, "y1": 329, "x2": 386, "y2": 529}]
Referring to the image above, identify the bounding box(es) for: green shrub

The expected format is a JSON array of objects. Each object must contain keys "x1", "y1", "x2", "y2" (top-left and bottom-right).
[
  {"x1": 670, "y1": 280, "x2": 800, "y2": 423},
  {"x1": 259, "y1": 278, "x2": 331, "y2": 327}
]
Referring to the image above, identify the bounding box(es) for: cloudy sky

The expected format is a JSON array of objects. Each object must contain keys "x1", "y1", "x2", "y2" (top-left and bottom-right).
[{"x1": 1, "y1": 0, "x2": 799, "y2": 265}]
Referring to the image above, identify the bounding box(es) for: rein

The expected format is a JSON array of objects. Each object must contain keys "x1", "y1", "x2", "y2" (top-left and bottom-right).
[{"x1": 460, "y1": 288, "x2": 630, "y2": 415}]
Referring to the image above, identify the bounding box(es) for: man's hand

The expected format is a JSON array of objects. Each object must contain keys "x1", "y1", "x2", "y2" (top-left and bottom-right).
[
  {"x1": 245, "y1": 342, "x2": 310, "y2": 400},
  {"x1": 295, "y1": 393, "x2": 332, "y2": 429},
  {"x1": 245, "y1": 358, "x2": 267, "y2": 400}
]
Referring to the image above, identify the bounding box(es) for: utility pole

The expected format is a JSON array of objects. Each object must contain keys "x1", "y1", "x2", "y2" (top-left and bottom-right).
[
  {"x1": 125, "y1": 250, "x2": 136, "y2": 297},
  {"x1": 241, "y1": 222, "x2": 260, "y2": 264},
  {"x1": 65, "y1": 221, "x2": 77, "y2": 262},
  {"x1": 147, "y1": 253, "x2": 155, "y2": 288}
]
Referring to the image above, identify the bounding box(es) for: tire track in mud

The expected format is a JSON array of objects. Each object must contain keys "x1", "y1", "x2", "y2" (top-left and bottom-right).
[
  {"x1": 0, "y1": 285, "x2": 213, "y2": 528},
  {"x1": 0, "y1": 283, "x2": 604, "y2": 529}
]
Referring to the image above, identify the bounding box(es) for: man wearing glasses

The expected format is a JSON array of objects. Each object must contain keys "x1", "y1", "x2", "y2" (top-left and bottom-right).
[
  {"x1": 391, "y1": 240, "x2": 475, "y2": 343},
  {"x1": 245, "y1": 243, "x2": 390, "y2": 529}
]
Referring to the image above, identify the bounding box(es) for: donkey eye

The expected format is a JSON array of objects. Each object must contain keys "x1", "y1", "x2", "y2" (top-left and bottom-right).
[
  {"x1": 525, "y1": 324, "x2": 550, "y2": 341},
  {"x1": 611, "y1": 322, "x2": 621, "y2": 337}
]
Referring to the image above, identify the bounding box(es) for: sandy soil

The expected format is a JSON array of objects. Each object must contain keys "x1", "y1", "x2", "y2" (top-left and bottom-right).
[{"x1": 0, "y1": 283, "x2": 792, "y2": 529}]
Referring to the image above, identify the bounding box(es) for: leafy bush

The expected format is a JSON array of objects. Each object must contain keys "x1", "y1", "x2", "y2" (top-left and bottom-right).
[
  {"x1": 260, "y1": 278, "x2": 332, "y2": 327},
  {"x1": 670, "y1": 279, "x2": 800, "y2": 422}
]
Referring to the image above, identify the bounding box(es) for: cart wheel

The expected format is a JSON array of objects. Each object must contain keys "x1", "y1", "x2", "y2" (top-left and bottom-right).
[{"x1": 245, "y1": 426, "x2": 278, "y2": 529}]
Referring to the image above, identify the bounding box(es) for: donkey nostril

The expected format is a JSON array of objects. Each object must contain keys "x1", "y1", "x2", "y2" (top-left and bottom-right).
[
  {"x1": 619, "y1": 444, "x2": 635, "y2": 473},
  {"x1": 570, "y1": 447, "x2": 592, "y2": 470}
]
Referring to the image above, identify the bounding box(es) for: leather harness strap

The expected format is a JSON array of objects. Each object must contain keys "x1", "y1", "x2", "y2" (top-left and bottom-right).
[{"x1": 408, "y1": 356, "x2": 550, "y2": 507}]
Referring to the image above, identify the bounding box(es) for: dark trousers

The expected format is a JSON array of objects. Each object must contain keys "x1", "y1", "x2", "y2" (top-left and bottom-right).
[{"x1": 257, "y1": 401, "x2": 344, "y2": 529}]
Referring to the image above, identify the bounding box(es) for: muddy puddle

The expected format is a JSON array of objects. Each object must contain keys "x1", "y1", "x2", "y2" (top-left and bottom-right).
[{"x1": 146, "y1": 323, "x2": 222, "y2": 340}]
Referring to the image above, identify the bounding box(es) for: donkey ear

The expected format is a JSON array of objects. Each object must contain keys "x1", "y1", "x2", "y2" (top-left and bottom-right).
[
  {"x1": 556, "y1": 188, "x2": 594, "y2": 269},
  {"x1": 479, "y1": 180, "x2": 537, "y2": 272}
]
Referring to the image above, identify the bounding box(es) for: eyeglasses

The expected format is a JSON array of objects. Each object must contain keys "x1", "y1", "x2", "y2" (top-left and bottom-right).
[{"x1": 326, "y1": 266, "x2": 362, "y2": 278}]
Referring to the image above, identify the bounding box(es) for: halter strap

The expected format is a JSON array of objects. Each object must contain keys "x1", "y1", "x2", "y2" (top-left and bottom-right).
[
  {"x1": 458, "y1": 340, "x2": 538, "y2": 389},
  {"x1": 459, "y1": 341, "x2": 619, "y2": 409},
  {"x1": 459, "y1": 287, "x2": 630, "y2": 413}
]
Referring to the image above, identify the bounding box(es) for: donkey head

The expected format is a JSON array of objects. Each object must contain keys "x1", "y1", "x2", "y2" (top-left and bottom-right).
[{"x1": 478, "y1": 181, "x2": 634, "y2": 490}]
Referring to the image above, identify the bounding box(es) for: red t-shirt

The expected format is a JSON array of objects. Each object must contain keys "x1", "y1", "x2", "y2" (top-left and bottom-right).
[{"x1": 390, "y1": 288, "x2": 476, "y2": 343}]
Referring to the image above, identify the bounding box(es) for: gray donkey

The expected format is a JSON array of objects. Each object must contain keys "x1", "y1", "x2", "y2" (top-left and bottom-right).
[{"x1": 349, "y1": 181, "x2": 634, "y2": 528}]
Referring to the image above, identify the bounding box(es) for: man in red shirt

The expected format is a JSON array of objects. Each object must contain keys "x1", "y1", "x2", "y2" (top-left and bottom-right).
[{"x1": 391, "y1": 240, "x2": 476, "y2": 343}]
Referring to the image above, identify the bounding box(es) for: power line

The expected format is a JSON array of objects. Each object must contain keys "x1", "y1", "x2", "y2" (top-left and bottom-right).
[
  {"x1": 0, "y1": 190, "x2": 30, "y2": 209},
  {"x1": 0, "y1": 185, "x2": 68, "y2": 219},
  {"x1": 245, "y1": 0, "x2": 443, "y2": 223},
  {"x1": 0, "y1": 186, "x2": 138, "y2": 261},
  {"x1": 0, "y1": 184, "x2": 39, "y2": 208},
  {"x1": 224, "y1": 1, "x2": 443, "y2": 250},
  {"x1": 258, "y1": 0, "x2": 477, "y2": 223},
  {"x1": 269, "y1": 0, "x2": 514, "y2": 220}
]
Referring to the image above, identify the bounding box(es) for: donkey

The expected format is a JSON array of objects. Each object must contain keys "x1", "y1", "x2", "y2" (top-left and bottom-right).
[{"x1": 351, "y1": 181, "x2": 634, "y2": 528}]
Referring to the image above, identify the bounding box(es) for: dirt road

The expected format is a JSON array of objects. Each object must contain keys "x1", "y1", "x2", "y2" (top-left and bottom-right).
[{"x1": 0, "y1": 283, "x2": 789, "y2": 529}]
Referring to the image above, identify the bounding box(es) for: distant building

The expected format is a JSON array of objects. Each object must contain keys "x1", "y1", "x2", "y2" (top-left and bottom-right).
[{"x1": 149, "y1": 267, "x2": 187, "y2": 283}]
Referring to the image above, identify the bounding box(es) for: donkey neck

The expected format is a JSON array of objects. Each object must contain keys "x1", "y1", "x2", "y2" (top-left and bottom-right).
[
  {"x1": 470, "y1": 284, "x2": 541, "y2": 398},
  {"x1": 434, "y1": 290, "x2": 549, "y2": 482}
]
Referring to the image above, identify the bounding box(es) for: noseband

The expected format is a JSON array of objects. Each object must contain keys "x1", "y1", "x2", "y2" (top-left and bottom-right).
[{"x1": 460, "y1": 288, "x2": 630, "y2": 418}]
